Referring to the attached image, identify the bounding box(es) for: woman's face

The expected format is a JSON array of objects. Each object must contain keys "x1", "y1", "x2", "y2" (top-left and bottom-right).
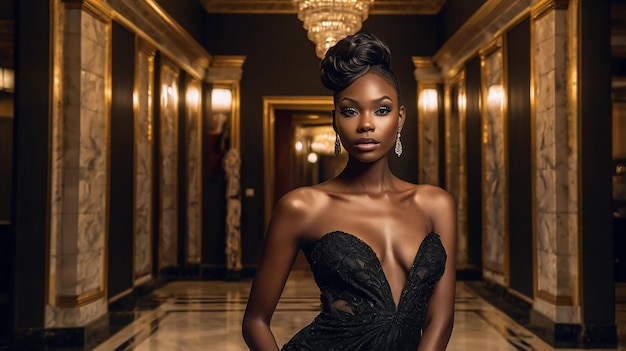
[{"x1": 334, "y1": 72, "x2": 404, "y2": 163}]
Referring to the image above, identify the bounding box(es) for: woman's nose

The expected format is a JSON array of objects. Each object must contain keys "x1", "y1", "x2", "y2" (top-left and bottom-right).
[{"x1": 357, "y1": 114, "x2": 374, "y2": 132}]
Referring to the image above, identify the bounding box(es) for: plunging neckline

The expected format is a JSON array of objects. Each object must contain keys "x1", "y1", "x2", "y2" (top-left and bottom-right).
[{"x1": 311, "y1": 230, "x2": 439, "y2": 311}]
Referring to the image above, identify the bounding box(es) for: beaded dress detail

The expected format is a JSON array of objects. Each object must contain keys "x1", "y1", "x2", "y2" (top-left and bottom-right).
[{"x1": 281, "y1": 231, "x2": 446, "y2": 351}]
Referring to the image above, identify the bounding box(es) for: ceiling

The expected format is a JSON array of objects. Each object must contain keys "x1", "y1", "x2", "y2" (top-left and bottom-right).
[{"x1": 198, "y1": 0, "x2": 447, "y2": 15}]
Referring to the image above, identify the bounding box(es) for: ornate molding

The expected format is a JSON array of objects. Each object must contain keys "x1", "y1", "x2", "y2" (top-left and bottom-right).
[
  {"x1": 56, "y1": 288, "x2": 105, "y2": 308},
  {"x1": 198, "y1": 0, "x2": 446, "y2": 15},
  {"x1": 433, "y1": 0, "x2": 531, "y2": 79},
  {"x1": 107, "y1": 0, "x2": 211, "y2": 80},
  {"x1": 412, "y1": 56, "x2": 442, "y2": 82},
  {"x1": 531, "y1": 0, "x2": 569, "y2": 21}
]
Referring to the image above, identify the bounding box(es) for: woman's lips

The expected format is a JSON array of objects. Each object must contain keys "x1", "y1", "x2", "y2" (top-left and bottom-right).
[{"x1": 354, "y1": 138, "x2": 379, "y2": 151}]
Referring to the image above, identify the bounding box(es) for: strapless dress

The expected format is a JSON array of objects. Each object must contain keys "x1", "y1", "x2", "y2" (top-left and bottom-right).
[{"x1": 281, "y1": 231, "x2": 447, "y2": 351}]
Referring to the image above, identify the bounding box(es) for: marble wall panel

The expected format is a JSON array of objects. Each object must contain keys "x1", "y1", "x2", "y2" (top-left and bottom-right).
[
  {"x1": 531, "y1": 7, "x2": 580, "y2": 319},
  {"x1": 159, "y1": 63, "x2": 179, "y2": 269},
  {"x1": 47, "y1": 6, "x2": 109, "y2": 327},
  {"x1": 134, "y1": 48, "x2": 154, "y2": 282},
  {"x1": 45, "y1": 297, "x2": 107, "y2": 328},
  {"x1": 481, "y1": 47, "x2": 506, "y2": 277},
  {"x1": 533, "y1": 297, "x2": 581, "y2": 324},
  {"x1": 445, "y1": 76, "x2": 469, "y2": 266},
  {"x1": 185, "y1": 81, "x2": 202, "y2": 264}
]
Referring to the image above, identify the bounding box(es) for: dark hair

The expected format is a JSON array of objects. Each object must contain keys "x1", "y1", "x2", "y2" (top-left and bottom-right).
[{"x1": 320, "y1": 31, "x2": 402, "y2": 102}]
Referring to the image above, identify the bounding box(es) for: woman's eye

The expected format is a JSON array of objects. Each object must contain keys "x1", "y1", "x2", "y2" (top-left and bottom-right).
[
  {"x1": 339, "y1": 108, "x2": 358, "y2": 117},
  {"x1": 376, "y1": 106, "x2": 392, "y2": 115}
]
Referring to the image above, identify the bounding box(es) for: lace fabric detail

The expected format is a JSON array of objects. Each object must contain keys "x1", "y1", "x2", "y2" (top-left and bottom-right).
[{"x1": 281, "y1": 231, "x2": 446, "y2": 351}]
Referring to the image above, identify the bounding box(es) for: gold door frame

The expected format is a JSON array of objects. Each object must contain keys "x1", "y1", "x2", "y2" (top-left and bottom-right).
[{"x1": 262, "y1": 96, "x2": 334, "y2": 230}]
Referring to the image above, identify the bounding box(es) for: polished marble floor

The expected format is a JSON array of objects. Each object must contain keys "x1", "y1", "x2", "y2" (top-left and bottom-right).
[{"x1": 93, "y1": 273, "x2": 626, "y2": 351}]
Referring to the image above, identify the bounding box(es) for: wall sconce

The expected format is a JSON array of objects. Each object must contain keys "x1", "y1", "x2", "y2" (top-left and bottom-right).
[
  {"x1": 0, "y1": 67, "x2": 15, "y2": 93},
  {"x1": 186, "y1": 85, "x2": 200, "y2": 112},
  {"x1": 211, "y1": 87, "x2": 232, "y2": 134},
  {"x1": 419, "y1": 88, "x2": 438, "y2": 114},
  {"x1": 457, "y1": 92, "x2": 467, "y2": 111},
  {"x1": 487, "y1": 84, "x2": 503, "y2": 110},
  {"x1": 211, "y1": 88, "x2": 232, "y2": 113}
]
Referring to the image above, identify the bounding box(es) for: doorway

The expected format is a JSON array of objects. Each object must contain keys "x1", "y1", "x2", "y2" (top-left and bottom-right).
[{"x1": 263, "y1": 96, "x2": 344, "y2": 271}]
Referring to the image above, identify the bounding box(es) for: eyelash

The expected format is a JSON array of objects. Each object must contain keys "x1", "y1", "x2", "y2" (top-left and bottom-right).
[{"x1": 339, "y1": 106, "x2": 392, "y2": 117}]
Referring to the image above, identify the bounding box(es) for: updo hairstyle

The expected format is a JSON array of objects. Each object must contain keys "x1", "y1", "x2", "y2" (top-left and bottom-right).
[{"x1": 320, "y1": 31, "x2": 401, "y2": 102}]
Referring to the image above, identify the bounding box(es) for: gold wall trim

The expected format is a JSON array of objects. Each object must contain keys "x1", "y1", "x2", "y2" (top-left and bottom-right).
[
  {"x1": 211, "y1": 56, "x2": 246, "y2": 69},
  {"x1": 106, "y1": 0, "x2": 210, "y2": 80},
  {"x1": 530, "y1": 0, "x2": 539, "y2": 304},
  {"x1": 537, "y1": 289, "x2": 574, "y2": 306},
  {"x1": 479, "y1": 37, "x2": 503, "y2": 59},
  {"x1": 103, "y1": 10, "x2": 113, "y2": 309},
  {"x1": 56, "y1": 288, "x2": 105, "y2": 308},
  {"x1": 262, "y1": 96, "x2": 334, "y2": 230},
  {"x1": 433, "y1": 0, "x2": 530, "y2": 78},
  {"x1": 63, "y1": 0, "x2": 210, "y2": 79},
  {"x1": 63, "y1": 0, "x2": 113, "y2": 23},
  {"x1": 570, "y1": 0, "x2": 581, "y2": 310},
  {"x1": 531, "y1": 0, "x2": 569, "y2": 21},
  {"x1": 198, "y1": 0, "x2": 445, "y2": 15}
]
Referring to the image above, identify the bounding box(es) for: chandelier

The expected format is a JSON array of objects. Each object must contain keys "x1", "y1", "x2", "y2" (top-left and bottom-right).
[{"x1": 293, "y1": 0, "x2": 375, "y2": 59}]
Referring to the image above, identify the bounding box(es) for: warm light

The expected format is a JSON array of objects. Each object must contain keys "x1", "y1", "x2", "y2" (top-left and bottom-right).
[
  {"x1": 419, "y1": 88, "x2": 438, "y2": 113},
  {"x1": 293, "y1": 0, "x2": 374, "y2": 59},
  {"x1": 211, "y1": 88, "x2": 232, "y2": 114},
  {"x1": 307, "y1": 152, "x2": 318, "y2": 163},
  {"x1": 310, "y1": 131, "x2": 336, "y2": 154},
  {"x1": 295, "y1": 140, "x2": 304, "y2": 152},
  {"x1": 457, "y1": 92, "x2": 466, "y2": 111},
  {"x1": 487, "y1": 85, "x2": 504, "y2": 109},
  {"x1": 0, "y1": 68, "x2": 15, "y2": 93},
  {"x1": 186, "y1": 86, "x2": 200, "y2": 110}
]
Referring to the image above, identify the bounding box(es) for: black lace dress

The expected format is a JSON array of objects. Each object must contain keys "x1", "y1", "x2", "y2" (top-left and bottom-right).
[{"x1": 281, "y1": 231, "x2": 446, "y2": 351}]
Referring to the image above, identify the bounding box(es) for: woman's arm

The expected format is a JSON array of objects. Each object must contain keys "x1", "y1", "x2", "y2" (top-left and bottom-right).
[
  {"x1": 417, "y1": 188, "x2": 457, "y2": 351},
  {"x1": 242, "y1": 190, "x2": 310, "y2": 351}
]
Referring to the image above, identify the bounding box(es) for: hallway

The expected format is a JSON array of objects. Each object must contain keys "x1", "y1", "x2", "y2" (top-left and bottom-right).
[{"x1": 92, "y1": 273, "x2": 626, "y2": 351}]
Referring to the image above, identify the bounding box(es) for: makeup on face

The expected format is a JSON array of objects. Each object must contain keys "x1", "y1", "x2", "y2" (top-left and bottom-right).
[{"x1": 333, "y1": 72, "x2": 403, "y2": 160}]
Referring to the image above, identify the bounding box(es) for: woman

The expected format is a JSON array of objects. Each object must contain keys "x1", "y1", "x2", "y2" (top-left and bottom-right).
[{"x1": 242, "y1": 31, "x2": 456, "y2": 351}]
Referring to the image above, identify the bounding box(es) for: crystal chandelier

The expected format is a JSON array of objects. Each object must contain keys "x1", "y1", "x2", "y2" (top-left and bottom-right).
[{"x1": 293, "y1": 0, "x2": 375, "y2": 59}]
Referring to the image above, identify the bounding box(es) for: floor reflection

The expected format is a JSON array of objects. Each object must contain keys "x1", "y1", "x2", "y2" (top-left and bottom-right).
[{"x1": 93, "y1": 272, "x2": 626, "y2": 351}]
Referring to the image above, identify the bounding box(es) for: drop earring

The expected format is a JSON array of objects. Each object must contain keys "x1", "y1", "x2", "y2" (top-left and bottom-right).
[
  {"x1": 334, "y1": 133, "x2": 341, "y2": 156},
  {"x1": 394, "y1": 131, "x2": 402, "y2": 157}
]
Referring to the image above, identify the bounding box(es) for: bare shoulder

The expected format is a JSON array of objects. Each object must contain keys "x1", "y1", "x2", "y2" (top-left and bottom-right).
[
  {"x1": 415, "y1": 184, "x2": 455, "y2": 210},
  {"x1": 412, "y1": 184, "x2": 456, "y2": 237},
  {"x1": 268, "y1": 186, "x2": 330, "y2": 237},
  {"x1": 274, "y1": 186, "x2": 329, "y2": 212}
]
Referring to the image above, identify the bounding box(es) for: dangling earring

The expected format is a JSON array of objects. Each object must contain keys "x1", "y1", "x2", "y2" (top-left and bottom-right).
[
  {"x1": 334, "y1": 133, "x2": 341, "y2": 156},
  {"x1": 394, "y1": 131, "x2": 402, "y2": 157}
]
